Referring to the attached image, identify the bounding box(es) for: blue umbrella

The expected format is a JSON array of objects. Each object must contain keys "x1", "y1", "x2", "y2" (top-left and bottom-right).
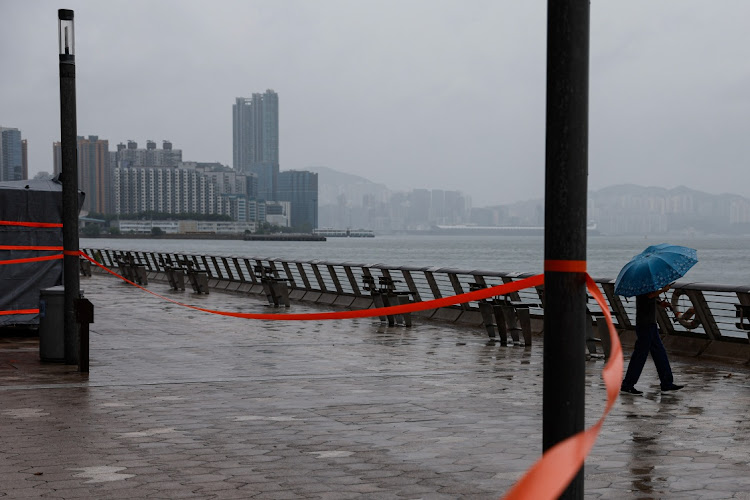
[{"x1": 614, "y1": 244, "x2": 698, "y2": 297}]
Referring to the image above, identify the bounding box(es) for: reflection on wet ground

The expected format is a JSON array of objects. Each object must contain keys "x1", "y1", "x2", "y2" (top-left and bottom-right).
[{"x1": 1, "y1": 274, "x2": 749, "y2": 499}]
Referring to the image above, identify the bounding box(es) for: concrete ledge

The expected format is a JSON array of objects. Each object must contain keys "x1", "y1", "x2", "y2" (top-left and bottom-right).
[
  {"x1": 334, "y1": 296, "x2": 355, "y2": 308},
  {"x1": 302, "y1": 292, "x2": 322, "y2": 302},
  {"x1": 225, "y1": 282, "x2": 241, "y2": 292},
  {"x1": 350, "y1": 297, "x2": 373, "y2": 310},
  {"x1": 316, "y1": 293, "x2": 338, "y2": 305},
  {"x1": 413, "y1": 309, "x2": 437, "y2": 319},
  {"x1": 617, "y1": 329, "x2": 750, "y2": 364},
  {"x1": 662, "y1": 335, "x2": 711, "y2": 358},
  {"x1": 237, "y1": 283, "x2": 253, "y2": 293},
  {"x1": 698, "y1": 340, "x2": 750, "y2": 364},
  {"x1": 431, "y1": 308, "x2": 462, "y2": 322},
  {"x1": 208, "y1": 279, "x2": 220, "y2": 288},
  {"x1": 214, "y1": 280, "x2": 231, "y2": 290},
  {"x1": 289, "y1": 289, "x2": 306, "y2": 300},
  {"x1": 455, "y1": 310, "x2": 484, "y2": 326},
  {"x1": 151, "y1": 272, "x2": 167, "y2": 282},
  {"x1": 249, "y1": 285, "x2": 265, "y2": 295}
]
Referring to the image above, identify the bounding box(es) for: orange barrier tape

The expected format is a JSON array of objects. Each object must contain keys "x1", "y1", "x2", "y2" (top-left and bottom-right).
[
  {"x1": 79, "y1": 252, "x2": 543, "y2": 320},
  {"x1": 63, "y1": 250, "x2": 82, "y2": 256},
  {"x1": 501, "y1": 275, "x2": 622, "y2": 500},
  {"x1": 79, "y1": 250, "x2": 623, "y2": 498},
  {"x1": 0, "y1": 220, "x2": 63, "y2": 228},
  {"x1": 0, "y1": 245, "x2": 64, "y2": 251},
  {"x1": 544, "y1": 259, "x2": 587, "y2": 273},
  {"x1": 0, "y1": 254, "x2": 63, "y2": 266},
  {"x1": 0, "y1": 309, "x2": 40, "y2": 316}
]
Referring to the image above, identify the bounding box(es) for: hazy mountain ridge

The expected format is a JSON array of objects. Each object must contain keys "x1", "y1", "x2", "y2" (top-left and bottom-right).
[
  {"x1": 311, "y1": 166, "x2": 750, "y2": 210},
  {"x1": 311, "y1": 167, "x2": 750, "y2": 234},
  {"x1": 476, "y1": 184, "x2": 749, "y2": 212},
  {"x1": 492, "y1": 184, "x2": 750, "y2": 234},
  {"x1": 306, "y1": 166, "x2": 390, "y2": 207}
]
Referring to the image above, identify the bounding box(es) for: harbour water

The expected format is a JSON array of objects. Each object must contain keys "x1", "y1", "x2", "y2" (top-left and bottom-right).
[{"x1": 82, "y1": 234, "x2": 750, "y2": 286}]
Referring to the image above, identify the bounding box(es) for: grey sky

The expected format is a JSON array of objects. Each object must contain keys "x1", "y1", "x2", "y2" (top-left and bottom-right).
[{"x1": 2, "y1": 0, "x2": 749, "y2": 206}]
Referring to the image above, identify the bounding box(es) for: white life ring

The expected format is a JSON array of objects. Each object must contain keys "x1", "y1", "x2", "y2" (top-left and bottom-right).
[{"x1": 670, "y1": 289, "x2": 700, "y2": 329}]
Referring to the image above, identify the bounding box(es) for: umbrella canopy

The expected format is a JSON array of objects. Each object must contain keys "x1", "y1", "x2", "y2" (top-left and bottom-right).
[{"x1": 614, "y1": 243, "x2": 698, "y2": 297}]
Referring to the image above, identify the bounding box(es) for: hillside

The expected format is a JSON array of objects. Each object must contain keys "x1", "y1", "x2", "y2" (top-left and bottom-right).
[{"x1": 305, "y1": 166, "x2": 390, "y2": 207}]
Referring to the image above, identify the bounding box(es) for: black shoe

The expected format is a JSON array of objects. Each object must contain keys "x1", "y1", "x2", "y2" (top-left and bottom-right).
[
  {"x1": 621, "y1": 386, "x2": 643, "y2": 395},
  {"x1": 661, "y1": 384, "x2": 684, "y2": 392}
]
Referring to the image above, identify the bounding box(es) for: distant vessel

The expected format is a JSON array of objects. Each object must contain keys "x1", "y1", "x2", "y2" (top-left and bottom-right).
[
  {"x1": 425, "y1": 223, "x2": 599, "y2": 236},
  {"x1": 313, "y1": 228, "x2": 375, "y2": 238}
]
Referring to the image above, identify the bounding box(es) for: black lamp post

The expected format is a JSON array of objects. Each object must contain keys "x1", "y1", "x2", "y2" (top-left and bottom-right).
[
  {"x1": 58, "y1": 8, "x2": 81, "y2": 367},
  {"x1": 543, "y1": 0, "x2": 590, "y2": 498}
]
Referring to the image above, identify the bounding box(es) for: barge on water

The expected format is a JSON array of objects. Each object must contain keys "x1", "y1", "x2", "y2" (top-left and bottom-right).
[
  {"x1": 313, "y1": 228, "x2": 375, "y2": 238},
  {"x1": 243, "y1": 234, "x2": 326, "y2": 241}
]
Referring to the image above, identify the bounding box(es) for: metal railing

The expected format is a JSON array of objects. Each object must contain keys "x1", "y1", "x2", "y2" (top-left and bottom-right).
[{"x1": 82, "y1": 247, "x2": 750, "y2": 344}]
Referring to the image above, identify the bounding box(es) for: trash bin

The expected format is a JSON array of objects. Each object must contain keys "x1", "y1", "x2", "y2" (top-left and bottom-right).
[{"x1": 39, "y1": 286, "x2": 65, "y2": 362}]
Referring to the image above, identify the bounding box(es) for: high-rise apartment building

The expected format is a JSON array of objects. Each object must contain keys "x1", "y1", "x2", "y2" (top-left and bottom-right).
[
  {"x1": 0, "y1": 127, "x2": 23, "y2": 182},
  {"x1": 278, "y1": 170, "x2": 318, "y2": 230},
  {"x1": 114, "y1": 140, "x2": 182, "y2": 168},
  {"x1": 53, "y1": 135, "x2": 111, "y2": 213},
  {"x1": 112, "y1": 163, "x2": 262, "y2": 222},
  {"x1": 114, "y1": 165, "x2": 211, "y2": 216},
  {"x1": 233, "y1": 90, "x2": 279, "y2": 200}
]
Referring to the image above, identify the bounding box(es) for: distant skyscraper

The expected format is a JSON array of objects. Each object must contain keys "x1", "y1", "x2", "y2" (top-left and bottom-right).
[
  {"x1": 233, "y1": 89, "x2": 279, "y2": 199},
  {"x1": 278, "y1": 170, "x2": 318, "y2": 230},
  {"x1": 0, "y1": 127, "x2": 23, "y2": 182},
  {"x1": 21, "y1": 139, "x2": 28, "y2": 180},
  {"x1": 53, "y1": 135, "x2": 111, "y2": 213}
]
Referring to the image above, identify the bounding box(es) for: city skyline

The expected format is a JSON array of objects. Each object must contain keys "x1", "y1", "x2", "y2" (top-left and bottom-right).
[
  {"x1": 45, "y1": 125, "x2": 320, "y2": 231},
  {"x1": 2, "y1": 1, "x2": 750, "y2": 206}
]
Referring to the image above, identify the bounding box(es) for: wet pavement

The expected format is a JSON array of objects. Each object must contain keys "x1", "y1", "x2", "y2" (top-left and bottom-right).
[{"x1": 1, "y1": 274, "x2": 749, "y2": 499}]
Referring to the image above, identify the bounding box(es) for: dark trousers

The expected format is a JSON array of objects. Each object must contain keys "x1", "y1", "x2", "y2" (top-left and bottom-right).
[{"x1": 622, "y1": 323, "x2": 674, "y2": 388}]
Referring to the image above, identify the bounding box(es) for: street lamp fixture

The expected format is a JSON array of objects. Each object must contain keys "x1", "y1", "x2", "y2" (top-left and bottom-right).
[{"x1": 58, "y1": 9, "x2": 74, "y2": 58}]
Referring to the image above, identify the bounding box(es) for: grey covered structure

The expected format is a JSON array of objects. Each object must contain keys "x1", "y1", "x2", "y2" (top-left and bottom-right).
[{"x1": 0, "y1": 179, "x2": 83, "y2": 327}]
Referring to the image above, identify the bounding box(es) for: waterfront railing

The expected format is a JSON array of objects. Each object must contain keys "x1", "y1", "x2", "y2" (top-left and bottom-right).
[{"x1": 82, "y1": 248, "x2": 750, "y2": 349}]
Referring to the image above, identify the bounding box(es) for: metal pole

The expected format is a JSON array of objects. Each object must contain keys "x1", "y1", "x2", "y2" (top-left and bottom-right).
[
  {"x1": 58, "y1": 8, "x2": 81, "y2": 367},
  {"x1": 543, "y1": 1, "x2": 589, "y2": 498}
]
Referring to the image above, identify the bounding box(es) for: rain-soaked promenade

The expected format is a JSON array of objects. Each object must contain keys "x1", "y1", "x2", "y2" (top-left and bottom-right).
[{"x1": 1, "y1": 274, "x2": 749, "y2": 499}]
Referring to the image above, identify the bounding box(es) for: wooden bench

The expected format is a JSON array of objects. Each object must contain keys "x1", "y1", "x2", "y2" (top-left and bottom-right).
[
  {"x1": 585, "y1": 299, "x2": 622, "y2": 360},
  {"x1": 586, "y1": 310, "x2": 610, "y2": 359},
  {"x1": 79, "y1": 257, "x2": 92, "y2": 277},
  {"x1": 363, "y1": 275, "x2": 414, "y2": 327},
  {"x1": 469, "y1": 282, "x2": 537, "y2": 346},
  {"x1": 254, "y1": 265, "x2": 290, "y2": 307},
  {"x1": 735, "y1": 304, "x2": 750, "y2": 331},
  {"x1": 160, "y1": 257, "x2": 186, "y2": 291},
  {"x1": 116, "y1": 254, "x2": 148, "y2": 286},
  {"x1": 183, "y1": 260, "x2": 209, "y2": 294}
]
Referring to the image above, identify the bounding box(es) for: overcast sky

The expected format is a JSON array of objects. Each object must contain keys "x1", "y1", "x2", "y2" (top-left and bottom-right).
[{"x1": 2, "y1": 0, "x2": 749, "y2": 206}]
